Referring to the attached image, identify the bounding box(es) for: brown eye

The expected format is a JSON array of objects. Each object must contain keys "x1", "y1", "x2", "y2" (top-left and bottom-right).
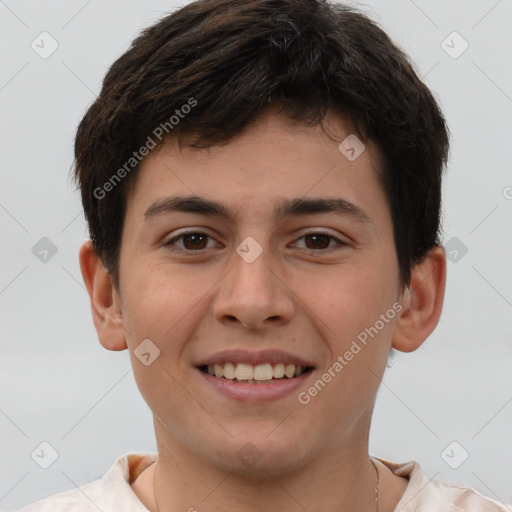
[
  {"x1": 292, "y1": 232, "x2": 347, "y2": 253},
  {"x1": 183, "y1": 233, "x2": 209, "y2": 250},
  {"x1": 303, "y1": 233, "x2": 332, "y2": 250},
  {"x1": 164, "y1": 232, "x2": 214, "y2": 252}
]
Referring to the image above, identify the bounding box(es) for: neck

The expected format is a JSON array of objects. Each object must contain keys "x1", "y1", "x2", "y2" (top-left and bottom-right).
[{"x1": 150, "y1": 422, "x2": 379, "y2": 512}]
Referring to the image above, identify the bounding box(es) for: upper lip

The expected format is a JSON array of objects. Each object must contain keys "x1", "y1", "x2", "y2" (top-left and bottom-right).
[{"x1": 195, "y1": 349, "x2": 315, "y2": 368}]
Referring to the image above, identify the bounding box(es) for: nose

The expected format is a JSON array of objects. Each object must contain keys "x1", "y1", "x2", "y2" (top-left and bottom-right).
[{"x1": 212, "y1": 239, "x2": 295, "y2": 330}]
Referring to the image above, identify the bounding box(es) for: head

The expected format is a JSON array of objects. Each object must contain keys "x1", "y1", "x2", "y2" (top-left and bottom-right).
[{"x1": 76, "y1": 0, "x2": 448, "y2": 475}]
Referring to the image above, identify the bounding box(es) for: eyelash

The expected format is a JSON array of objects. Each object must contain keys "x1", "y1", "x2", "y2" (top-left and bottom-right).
[{"x1": 162, "y1": 230, "x2": 347, "y2": 255}]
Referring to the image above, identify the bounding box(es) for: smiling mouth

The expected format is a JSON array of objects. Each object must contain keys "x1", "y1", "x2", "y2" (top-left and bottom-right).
[{"x1": 198, "y1": 362, "x2": 314, "y2": 383}]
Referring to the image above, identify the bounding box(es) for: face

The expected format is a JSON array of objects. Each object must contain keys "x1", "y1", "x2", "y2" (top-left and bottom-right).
[{"x1": 112, "y1": 107, "x2": 406, "y2": 475}]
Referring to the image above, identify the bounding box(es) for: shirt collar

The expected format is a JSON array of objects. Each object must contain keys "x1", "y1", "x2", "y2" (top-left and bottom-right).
[{"x1": 101, "y1": 453, "x2": 425, "y2": 512}]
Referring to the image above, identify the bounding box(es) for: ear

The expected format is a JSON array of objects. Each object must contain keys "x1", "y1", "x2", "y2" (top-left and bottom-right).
[
  {"x1": 392, "y1": 245, "x2": 447, "y2": 353},
  {"x1": 79, "y1": 239, "x2": 127, "y2": 351}
]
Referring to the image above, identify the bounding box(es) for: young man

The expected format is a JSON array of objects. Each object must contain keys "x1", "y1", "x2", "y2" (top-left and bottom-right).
[{"x1": 18, "y1": 0, "x2": 510, "y2": 511}]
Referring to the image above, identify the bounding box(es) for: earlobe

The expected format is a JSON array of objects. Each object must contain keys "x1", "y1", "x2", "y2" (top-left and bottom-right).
[
  {"x1": 78, "y1": 239, "x2": 128, "y2": 351},
  {"x1": 391, "y1": 245, "x2": 447, "y2": 353}
]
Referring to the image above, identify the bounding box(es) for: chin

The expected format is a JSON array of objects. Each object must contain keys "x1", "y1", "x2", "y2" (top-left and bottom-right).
[{"x1": 201, "y1": 430, "x2": 312, "y2": 477}]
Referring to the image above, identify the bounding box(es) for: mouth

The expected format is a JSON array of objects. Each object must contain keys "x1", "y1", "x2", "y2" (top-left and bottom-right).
[
  {"x1": 194, "y1": 349, "x2": 316, "y2": 402},
  {"x1": 198, "y1": 362, "x2": 315, "y2": 384}
]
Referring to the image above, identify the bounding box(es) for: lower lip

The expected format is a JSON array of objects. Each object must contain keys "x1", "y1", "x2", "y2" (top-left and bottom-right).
[{"x1": 196, "y1": 368, "x2": 314, "y2": 403}]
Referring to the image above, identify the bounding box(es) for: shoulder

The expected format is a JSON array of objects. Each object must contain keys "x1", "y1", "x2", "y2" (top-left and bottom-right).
[
  {"x1": 375, "y1": 457, "x2": 511, "y2": 511},
  {"x1": 423, "y1": 477, "x2": 511, "y2": 511},
  {"x1": 16, "y1": 479, "x2": 103, "y2": 512},
  {"x1": 15, "y1": 452, "x2": 157, "y2": 512}
]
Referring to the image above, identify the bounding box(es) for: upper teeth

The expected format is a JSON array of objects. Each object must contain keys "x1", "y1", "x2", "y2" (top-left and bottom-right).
[{"x1": 205, "y1": 363, "x2": 306, "y2": 380}]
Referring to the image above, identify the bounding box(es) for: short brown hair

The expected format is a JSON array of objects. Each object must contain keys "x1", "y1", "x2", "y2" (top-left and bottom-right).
[{"x1": 72, "y1": 0, "x2": 450, "y2": 292}]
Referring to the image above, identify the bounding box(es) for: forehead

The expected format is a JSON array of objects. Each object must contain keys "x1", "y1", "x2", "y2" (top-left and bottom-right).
[{"x1": 123, "y1": 110, "x2": 387, "y2": 228}]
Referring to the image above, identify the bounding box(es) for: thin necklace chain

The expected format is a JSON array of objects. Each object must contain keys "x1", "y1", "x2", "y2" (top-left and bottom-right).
[
  {"x1": 371, "y1": 457, "x2": 380, "y2": 512},
  {"x1": 151, "y1": 457, "x2": 379, "y2": 512}
]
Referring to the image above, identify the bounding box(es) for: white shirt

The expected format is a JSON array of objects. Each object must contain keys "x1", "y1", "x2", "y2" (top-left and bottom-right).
[{"x1": 16, "y1": 452, "x2": 511, "y2": 511}]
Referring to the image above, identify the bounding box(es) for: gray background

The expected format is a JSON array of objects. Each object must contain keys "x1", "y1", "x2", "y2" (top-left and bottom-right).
[{"x1": 1, "y1": 0, "x2": 511, "y2": 510}]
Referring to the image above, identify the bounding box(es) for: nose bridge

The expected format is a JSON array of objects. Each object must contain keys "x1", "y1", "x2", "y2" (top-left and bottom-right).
[
  {"x1": 232, "y1": 234, "x2": 278, "y2": 301},
  {"x1": 233, "y1": 236, "x2": 275, "y2": 293},
  {"x1": 213, "y1": 234, "x2": 294, "y2": 327}
]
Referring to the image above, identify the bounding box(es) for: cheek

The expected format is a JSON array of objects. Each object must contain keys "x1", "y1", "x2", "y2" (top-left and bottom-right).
[
  {"x1": 123, "y1": 262, "x2": 219, "y2": 381},
  {"x1": 124, "y1": 260, "x2": 205, "y2": 334},
  {"x1": 311, "y1": 260, "x2": 396, "y2": 357},
  {"x1": 122, "y1": 269, "x2": 205, "y2": 418},
  {"x1": 310, "y1": 267, "x2": 373, "y2": 334}
]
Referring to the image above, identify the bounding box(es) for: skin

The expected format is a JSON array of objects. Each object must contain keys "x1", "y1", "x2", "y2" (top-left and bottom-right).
[{"x1": 79, "y1": 105, "x2": 446, "y2": 512}]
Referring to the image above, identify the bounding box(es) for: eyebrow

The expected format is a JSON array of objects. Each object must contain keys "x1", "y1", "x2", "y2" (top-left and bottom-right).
[{"x1": 143, "y1": 195, "x2": 372, "y2": 225}]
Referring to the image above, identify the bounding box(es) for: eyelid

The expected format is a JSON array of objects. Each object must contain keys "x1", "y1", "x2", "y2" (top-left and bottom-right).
[
  {"x1": 294, "y1": 228, "x2": 348, "y2": 242},
  {"x1": 291, "y1": 230, "x2": 348, "y2": 252},
  {"x1": 163, "y1": 228, "x2": 348, "y2": 254},
  {"x1": 163, "y1": 229, "x2": 220, "y2": 250}
]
